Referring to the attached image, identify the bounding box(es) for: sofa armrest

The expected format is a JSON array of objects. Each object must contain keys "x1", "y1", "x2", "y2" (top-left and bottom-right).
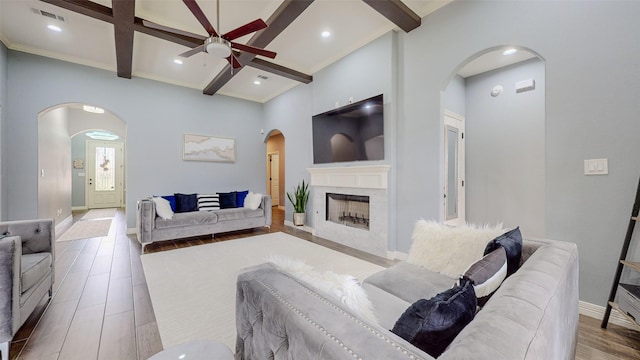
[
  {"x1": 261, "y1": 195, "x2": 272, "y2": 226},
  {"x1": 0, "y1": 235, "x2": 22, "y2": 340},
  {"x1": 137, "y1": 199, "x2": 156, "y2": 245},
  {"x1": 0, "y1": 219, "x2": 54, "y2": 255}
]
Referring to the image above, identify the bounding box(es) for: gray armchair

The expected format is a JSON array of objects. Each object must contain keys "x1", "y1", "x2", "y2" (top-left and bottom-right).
[{"x1": 0, "y1": 219, "x2": 55, "y2": 360}]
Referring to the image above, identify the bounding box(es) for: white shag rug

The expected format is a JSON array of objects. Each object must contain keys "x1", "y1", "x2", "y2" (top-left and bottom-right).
[{"x1": 141, "y1": 232, "x2": 385, "y2": 350}]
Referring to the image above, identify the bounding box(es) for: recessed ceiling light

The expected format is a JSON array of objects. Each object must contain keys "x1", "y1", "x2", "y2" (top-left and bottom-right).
[
  {"x1": 253, "y1": 80, "x2": 261, "y2": 85},
  {"x1": 321, "y1": 31, "x2": 331, "y2": 38},
  {"x1": 174, "y1": 59, "x2": 183, "y2": 65},
  {"x1": 47, "y1": 24, "x2": 62, "y2": 32},
  {"x1": 502, "y1": 48, "x2": 518, "y2": 56},
  {"x1": 83, "y1": 105, "x2": 105, "y2": 114}
]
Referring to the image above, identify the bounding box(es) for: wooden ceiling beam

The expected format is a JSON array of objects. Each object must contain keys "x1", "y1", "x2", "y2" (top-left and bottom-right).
[
  {"x1": 362, "y1": 0, "x2": 421, "y2": 33},
  {"x1": 246, "y1": 58, "x2": 312, "y2": 84},
  {"x1": 112, "y1": 0, "x2": 136, "y2": 79},
  {"x1": 203, "y1": 0, "x2": 315, "y2": 95}
]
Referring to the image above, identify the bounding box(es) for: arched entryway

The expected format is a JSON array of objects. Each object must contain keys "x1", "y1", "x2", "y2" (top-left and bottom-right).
[{"x1": 265, "y1": 129, "x2": 285, "y2": 210}]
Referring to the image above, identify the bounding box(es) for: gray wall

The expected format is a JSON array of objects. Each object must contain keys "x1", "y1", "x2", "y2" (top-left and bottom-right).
[
  {"x1": 37, "y1": 107, "x2": 72, "y2": 224},
  {"x1": 465, "y1": 59, "x2": 545, "y2": 238},
  {"x1": 0, "y1": 42, "x2": 7, "y2": 220},
  {"x1": 397, "y1": 0, "x2": 640, "y2": 306},
  {"x1": 71, "y1": 135, "x2": 86, "y2": 207},
  {"x1": 443, "y1": 75, "x2": 465, "y2": 117},
  {"x1": 5, "y1": 51, "x2": 266, "y2": 228}
]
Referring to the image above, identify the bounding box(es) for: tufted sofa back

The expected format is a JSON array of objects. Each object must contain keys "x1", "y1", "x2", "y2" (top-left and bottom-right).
[{"x1": 0, "y1": 219, "x2": 54, "y2": 255}]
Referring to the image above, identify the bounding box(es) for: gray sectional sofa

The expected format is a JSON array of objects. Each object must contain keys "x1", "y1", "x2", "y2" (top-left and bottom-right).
[
  {"x1": 137, "y1": 195, "x2": 272, "y2": 248},
  {"x1": 235, "y1": 237, "x2": 579, "y2": 360}
]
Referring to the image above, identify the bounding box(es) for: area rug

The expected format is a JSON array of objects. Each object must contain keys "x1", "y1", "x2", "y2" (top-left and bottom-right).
[
  {"x1": 141, "y1": 232, "x2": 385, "y2": 350},
  {"x1": 56, "y1": 219, "x2": 112, "y2": 242},
  {"x1": 81, "y1": 208, "x2": 117, "y2": 220}
]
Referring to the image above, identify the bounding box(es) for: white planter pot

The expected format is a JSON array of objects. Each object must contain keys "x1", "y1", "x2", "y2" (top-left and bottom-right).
[{"x1": 293, "y1": 212, "x2": 306, "y2": 226}]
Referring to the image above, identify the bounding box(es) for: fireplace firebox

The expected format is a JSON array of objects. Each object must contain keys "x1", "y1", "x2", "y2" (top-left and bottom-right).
[{"x1": 326, "y1": 193, "x2": 370, "y2": 230}]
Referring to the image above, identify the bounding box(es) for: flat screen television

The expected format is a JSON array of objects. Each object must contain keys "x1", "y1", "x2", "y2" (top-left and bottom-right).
[{"x1": 312, "y1": 94, "x2": 384, "y2": 164}]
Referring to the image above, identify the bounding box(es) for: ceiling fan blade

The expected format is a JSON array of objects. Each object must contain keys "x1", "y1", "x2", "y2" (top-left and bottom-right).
[
  {"x1": 183, "y1": 0, "x2": 218, "y2": 37},
  {"x1": 142, "y1": 20, "x2": 207, "y2": 40},
  {"x1": 231, "y1": 42, "x2": 277, "y2": 59},
  {"x1": 222, "y1": 19, "x2": 268, "y2": 41},
  {"x1": 179, "y1": 44, "x2": 206, "y2": 58},
  {"x1": 226, "y1": 54, "x2": 242, "y2": 69}
]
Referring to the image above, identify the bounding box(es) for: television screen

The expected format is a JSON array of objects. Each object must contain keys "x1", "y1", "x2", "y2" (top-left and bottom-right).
[{"x1": 312, "y1": 94, "x2": 384, "y2": 164}]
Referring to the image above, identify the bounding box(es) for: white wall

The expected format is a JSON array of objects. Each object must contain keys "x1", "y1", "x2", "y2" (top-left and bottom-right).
[
  {"x1": 6, "y1": 51, "x2": 266, "y2": 228},
  {"x1": 37, "y1": 106, "x2": 72, "y2": 223},
  {"x1": 465, "y1": 59, "x2": 545, "y2": 238},
  {"x1": 0, "y1": 42, "x2": 7, "y2": 219}
]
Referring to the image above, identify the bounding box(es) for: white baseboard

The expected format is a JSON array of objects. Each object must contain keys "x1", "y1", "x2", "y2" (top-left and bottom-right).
[
  {"x1": 55, "y1": 215, "x2": 73, "y2": 235},
  {"x1": 386, "y1": 250, "x2": 408, "y2": 260},
  {"x1": 284, "y1": 220, "x2": 313, "y2": 233},
  {"x1": 579, "y1": 300, "x2": 637, "y2": 330},
  {"x1": 72, "y1": 206, "x2": 88, "y2": 211},
  {"x1": 126, "y1": 227, "x2": 137, "y2": 235}
]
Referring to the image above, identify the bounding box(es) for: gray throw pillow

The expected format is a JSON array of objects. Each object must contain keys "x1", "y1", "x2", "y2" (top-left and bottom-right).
[{"x1": 461, "y1": 247, "x2": 507, "y2": 306}]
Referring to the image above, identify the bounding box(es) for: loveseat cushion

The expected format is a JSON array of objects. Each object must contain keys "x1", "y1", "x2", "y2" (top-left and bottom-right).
[
  {"x1": 21, "y1": 252, "x2": 51, "y2": 294},
  {"x1": 215, "y1": 208, "x2": 264, "y2": 222},
  {"x1": 362, "y1": 283, "x2": 411, "y2": 330},
  {"x1": 363, "y1": 261, "x2": 454, "y2": 304},
  {"x1": 155, "y1": 211, "x2": 218, "y2": 229}
]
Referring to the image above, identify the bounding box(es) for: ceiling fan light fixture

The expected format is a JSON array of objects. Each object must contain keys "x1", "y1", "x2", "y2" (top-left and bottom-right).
[{"x1": 206, "y1": 37, "x2": 232, "y2": 58}]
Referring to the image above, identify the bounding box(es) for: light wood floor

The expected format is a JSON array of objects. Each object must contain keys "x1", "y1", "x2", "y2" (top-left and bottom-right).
[{"x1": 8, "y1": 208, "x2": 640, "y2": 359}]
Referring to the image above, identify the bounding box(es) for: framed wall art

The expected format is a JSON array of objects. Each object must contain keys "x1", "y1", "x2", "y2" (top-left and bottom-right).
[{"x1": 183, "y1": 133, "x2": 236, "y2": 163}]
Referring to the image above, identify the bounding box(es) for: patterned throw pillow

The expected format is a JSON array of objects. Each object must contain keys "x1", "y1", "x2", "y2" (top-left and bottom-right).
[
  {"x1": 197, "y1": 194, "x2": 220, "y2": 211},
  {"x1": 460, "y1": 247, "x2": 507, "y2": 306},
  {"x1": 392, "y1": 278, "x2": 477, "y2": 358}
]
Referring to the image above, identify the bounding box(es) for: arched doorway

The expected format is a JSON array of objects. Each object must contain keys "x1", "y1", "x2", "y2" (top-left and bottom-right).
[
  {"x1": 442, "y1": 46, "x2": 546, "y2": 238},
  {"x1": 37, "y1": 103, "x2": 126, "y2": 225},
  {"x1": 265, "y1": 130, "x2": 285, "y2": 210}
]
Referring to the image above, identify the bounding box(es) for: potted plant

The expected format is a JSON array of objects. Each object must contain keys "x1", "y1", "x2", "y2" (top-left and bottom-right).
[{"x1": 287, "y1": 180, "x2": 310, "y2": 226}]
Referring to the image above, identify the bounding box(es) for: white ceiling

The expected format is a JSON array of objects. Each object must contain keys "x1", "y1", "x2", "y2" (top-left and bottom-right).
[{"x1": 0, "y1": 0, "x2": 536, "y2": 103}]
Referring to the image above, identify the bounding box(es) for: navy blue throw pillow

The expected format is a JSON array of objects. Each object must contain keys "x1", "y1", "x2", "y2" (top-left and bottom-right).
[
  {"x1": 218, "y1": 191, "x2": 238, "y2": 209},
  {"x1": 484, "y1": 227, "x2": 523, "y2": 277},
  {"x1": 161, "y1": 195, "x2": 177, "y2": 212},
  {"x1": 174, "y1": 193, "x2": 198, "y2": 213},
  {"x1": 391, "y1": 278, "x2": 477, "y2": 358}
]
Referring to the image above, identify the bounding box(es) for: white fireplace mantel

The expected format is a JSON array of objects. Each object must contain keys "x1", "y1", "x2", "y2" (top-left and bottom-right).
[{"x1": 307, "y1": 165, "x2": 391, "y2": 189}]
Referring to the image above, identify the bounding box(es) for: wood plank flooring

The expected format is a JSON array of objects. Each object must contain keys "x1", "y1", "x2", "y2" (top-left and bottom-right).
[{"x1": 7, "y1": 207, "x2": 640, "y2": 359}]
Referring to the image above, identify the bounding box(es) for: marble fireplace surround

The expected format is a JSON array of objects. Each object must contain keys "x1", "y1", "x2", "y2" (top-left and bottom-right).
[{"x1": 308, "y1": 165, "x2": 391, "y2": 258}]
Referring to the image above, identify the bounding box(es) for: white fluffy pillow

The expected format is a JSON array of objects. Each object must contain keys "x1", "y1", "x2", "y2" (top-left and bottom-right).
[
  {"x1": 152, "y1": 196, "x2": 174, "y2": 220},
  {"x1": 243, "y1": 192, "x2": 263, "y2": 210},
  {"x1": 268, "y1": 255, "x2": 378, "y2": 325},
  {"x1": 406, "y1": 220, "x2": 505, "y2": 278}
]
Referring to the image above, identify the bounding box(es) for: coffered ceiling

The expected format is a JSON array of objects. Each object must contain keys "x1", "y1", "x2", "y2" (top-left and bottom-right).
[{"x1": 0, "y1": 0, "x2": 452, "y2": 103}]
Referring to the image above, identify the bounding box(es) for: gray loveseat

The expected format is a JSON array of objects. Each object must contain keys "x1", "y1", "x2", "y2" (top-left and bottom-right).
[
  {"x1": 137, "y1": 195, "x2": 272, "y2": 249},
  {"x1": 235, "y1": 237, "x2": 578, "y2": 359}
]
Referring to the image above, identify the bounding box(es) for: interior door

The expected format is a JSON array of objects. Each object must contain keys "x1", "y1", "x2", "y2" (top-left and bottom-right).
[
  {"x1": 86, "y1": 140, "x2": 124, "y2": 209},
  {"x1": 269, "y1": 153, "x2": 280, "y2": 206},
  {"x1": 444, "y1": 111, "x2": 465, "y2": 226}
]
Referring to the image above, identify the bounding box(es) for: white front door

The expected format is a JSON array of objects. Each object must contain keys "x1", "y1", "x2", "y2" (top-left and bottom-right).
[
  {"x1": 86, "y1": 141, "x2": 124, "y2": 209},
  {"x1": 269, "y1": 153, "x2": 280, "y2": 206},
  {"x1": 444, "y1": 111, "x2": 465, "y2": 226}
]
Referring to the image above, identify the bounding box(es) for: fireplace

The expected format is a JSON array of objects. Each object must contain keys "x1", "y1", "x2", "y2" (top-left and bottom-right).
[{"x1": 326, "y1": 193, "x2": 370, "y2": 230}]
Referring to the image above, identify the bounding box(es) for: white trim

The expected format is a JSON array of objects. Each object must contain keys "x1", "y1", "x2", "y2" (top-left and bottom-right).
[
  {"x1": 386, "y1": 250, "x2": 408, "y2": 261},
  {"x1": 126, "y1": 227, "x2": 137, "y2": 235},
  {"x1": 55, "y1": 215, "x2": 73, "y2": 236},
  {"x1": 72, "y1": 206, "x2": 88, "y2": 211},
  {"x1": 579, "y1": 300, "x2": 637, "y2": 330}
]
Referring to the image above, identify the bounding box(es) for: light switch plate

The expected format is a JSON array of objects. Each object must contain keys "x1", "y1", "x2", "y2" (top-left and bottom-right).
[{"x1": 584, "y1": 159, "x2": 608, "y2": 175}]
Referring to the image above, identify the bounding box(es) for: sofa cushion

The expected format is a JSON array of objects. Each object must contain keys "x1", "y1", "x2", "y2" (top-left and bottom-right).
[
  {"x1": 461, "y1": 247, "x2": 507, "y2": 306},
  {"x1": 484, "y1": 227, "x2": 523, "y2": 277},
  {"x1": 174, "y1": 193, "x2": 198, "y2": 213},
  {"x1": 362, "y1": 283, "x2": 411, "y2": 330},
  {"x1": 152, "y1": 196, "x2": 174, "y2": 220},
  {"x1": 363, "y1": 261, "x2": 454, "y2": 304},
  {"x1": 218, "y1": 192, "x2": 238, "y2": 209},
  {"x1": 21, "y1": 252, "x2": 52, "y2": 294},
  {"x1": 236, "y1": 190, "x2": 249, "y2": 207},
  {"x1": 392, "y1": 277, "x2": 477, "y2": 358},
  {"x1": 197, "y1": 194, "x2": 220, "y2": 211},
  {"x1": 407, "y1": 220, "x2": 505, "y2": 278},
  {"x1": 215, "y1": 208, "x2": 264, "y2": 222},
  {"x1": 155, "y1": 211, "x2": 218, "y2": 230}
]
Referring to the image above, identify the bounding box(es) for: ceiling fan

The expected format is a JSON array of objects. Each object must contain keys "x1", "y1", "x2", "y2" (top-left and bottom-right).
[{"x1": 144, "y1": 0, "x2": 277, "y2": 68}]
